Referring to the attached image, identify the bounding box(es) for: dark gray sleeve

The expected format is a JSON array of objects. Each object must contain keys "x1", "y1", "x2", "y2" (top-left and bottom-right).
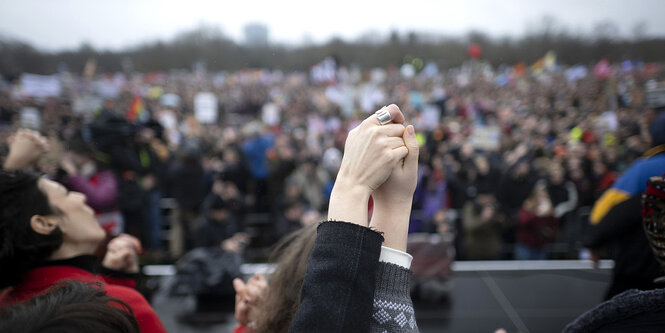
[
  {"x1": 371, "y1": 262, "x2": 419, "y2": 333},
  {"x1": 289, "y1": 221, "x2": 383, "y2": 333}
]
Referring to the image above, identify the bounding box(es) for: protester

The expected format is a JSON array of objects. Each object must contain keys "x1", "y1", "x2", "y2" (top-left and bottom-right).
[
  {"x1": 515, "y1": 182, "x2": 557, "y2": 260},
  {"x1": 564, "y1": 174, "x2": 665, "y2": 332},
  {"x1": 585, "y1": 112, "x2": 665, "y2": 299},
  {"x1": 232, "y1": 105, "x2": 419, "y2": 332},
  {"x1": 0, "y1": 60, "x2": 662, "y2": 263},
  {"x1": 0, "y1": 130, "x2": 166, "y2": 332},
  {"x1": 462, "y1": 193, "x2": 502, "y2": 260}
]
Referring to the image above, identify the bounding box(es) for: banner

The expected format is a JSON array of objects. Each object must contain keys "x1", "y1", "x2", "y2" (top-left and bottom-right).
[
  {"x1": 20, "y1": 74, "x2": 62, "y2": 98},
  {"x1": 194, "y1": 92, "x2": 218, "y2": 124}
]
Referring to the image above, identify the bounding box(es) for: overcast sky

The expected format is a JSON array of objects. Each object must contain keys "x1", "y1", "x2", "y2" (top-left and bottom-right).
[{"x1": 1, "y1": 0, "x2": 664, "y2": 51}]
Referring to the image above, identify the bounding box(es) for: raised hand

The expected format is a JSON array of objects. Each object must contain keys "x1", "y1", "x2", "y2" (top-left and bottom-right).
[
  {"x1": 370, "y1": 124, "x2": 419, "y2": 251},
  {"x1": 328, "y1": 104, "x2": 408, "y2": 226},
  {"x1": 336, "y1": 104, "x2": 408, "y2": 193},
  {"x1": 233, "y1": 274, "x2": 268, "y2": 328},
  {"x1": 4, "y1": 129, "x2": 50, "y2": 170},
  {"x1": 102, "y1": 234, "x2": 143, "y2": 273}
]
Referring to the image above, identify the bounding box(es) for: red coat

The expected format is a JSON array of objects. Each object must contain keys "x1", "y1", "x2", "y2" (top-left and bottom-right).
[
  {"x1": 0, "y1": 265, "x2": 166, "y2": 333},
  {"x1": 517, "y1": 209, "x2": 557, "y2": 249}
]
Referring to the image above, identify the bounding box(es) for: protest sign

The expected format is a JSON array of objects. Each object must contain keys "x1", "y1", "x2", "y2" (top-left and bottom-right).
[
  {"x1": 262, "y1": 102, "x2": 280, "y2": 126},
  {"x1": 20, "y1": 107, "x2": 41, "y2": 129},
  {"x1": 160, "y1": 93, "x2": 181, "y2": 108},
  {"x1": 20, "y1": 74, "x2": 62, "y2": 98},
  {"x1": 194, "y1": 92, "x2": 218, "y2": 124},
  {"x1": 72, "y1": 95, "x2": 102, "y2": 115},
  {"x1": 469, "y1": 125, "x2": 500, "y2": 151}
]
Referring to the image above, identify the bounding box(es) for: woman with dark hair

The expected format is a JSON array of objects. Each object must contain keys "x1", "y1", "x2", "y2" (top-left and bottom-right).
[
  {"x1": 0, "y1": 130, "x2": 166, "y2": 332},
  {"x1": 0, "y1": 280, "x2": 140, "y2": 333}
]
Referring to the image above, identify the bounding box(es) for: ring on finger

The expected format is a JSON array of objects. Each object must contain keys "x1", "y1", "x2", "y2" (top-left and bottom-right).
[{"x1": 375, "y1": 108, "x2": 391, "y2": 125}]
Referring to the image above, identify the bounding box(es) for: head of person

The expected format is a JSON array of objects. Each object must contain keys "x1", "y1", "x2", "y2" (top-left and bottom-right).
[
  {"x1": 207, "y1": 195, "x2": 230, "y2": 224},
  {"x1": 0, "y1": 170, "x2": 105, "y2": 288},
  {"x1": 643, "y1": 175, "x2": 665, "y2": 271},
  {"x1": 523, "y1": 182, "x2": 552, "y2": 215},
  {"x1": 282, "y1": 200, "x2": 305, "y2": 225},
  {"x1": 0, "y1": 281, "x2": 139, "y2": 333},
  {"x1": 512, "y1": 159, "x2": 531, "y2": 180},
  {"x1": 67, "y1": 139, "x2": 100, "y2": 175},
  {"x1": 548, "y1": 164, "x2": 565, "y2": 185},
  {"x1": 253, "y1": 223, "x2": 318, "y2": 333},
  {"x1": 474, "y1": 155, "x2": 490, "y2": 175},
  {"x1": 649, "y1": 111, "x2": 665, "y2": 148}
]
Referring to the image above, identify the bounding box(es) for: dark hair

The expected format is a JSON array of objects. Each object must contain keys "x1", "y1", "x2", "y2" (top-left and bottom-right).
[
  {"x1": 0, "y1": 170, "x2": 63, "y2": 288},
  {"x1": 0, "y1": 281, "x2": 140, "y2": 333},
  {"x1": 209, "y1": 194, "x2": 228, "y2": 211},
  {"x1": 67, "y1": 138, "x2": 94, "y2": 157},
  {"x1": 254, "y1": 223, "x2": 318, "y2": 333}
]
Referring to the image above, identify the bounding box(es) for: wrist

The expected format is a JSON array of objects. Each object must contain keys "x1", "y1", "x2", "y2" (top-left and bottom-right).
[
  {"x1": 372, "y1": 197, "x2": 413, "y2": 220},
  {"x1": 370, "y1": 200, "x2": 412, "y2": 252},
  {"x1": 3, "y1": 152, "x2": 30, "y2": 170},
  {"x1": 331, "y1": 176, "x2": 372, "y2": 199},
  {"x1": 327, "y1": 180, "x2": 371, "y2": 226}
]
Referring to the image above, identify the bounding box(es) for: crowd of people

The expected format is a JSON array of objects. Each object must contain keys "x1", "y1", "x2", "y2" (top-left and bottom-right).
[
  {"x1": 1, "y1": 55, "x2": 664, "y2": 332},
  {"x1": 1, "y1": 60, "x2": 661, "y2": 262},
  {"x1": 0, "y1": 103, "x2": 421, "y2": 332}
]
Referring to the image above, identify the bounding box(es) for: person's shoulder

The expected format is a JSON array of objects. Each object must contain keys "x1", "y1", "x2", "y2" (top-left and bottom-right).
[
  {"x1": 104, "y1": 284, "x2": 146, "y2": 302},
  {"x1": 103, "y1": 284, "x2": 157, "y2": 317},
  {"x1": 104, "y1": 284, "x2": 166, "y2": 332}
]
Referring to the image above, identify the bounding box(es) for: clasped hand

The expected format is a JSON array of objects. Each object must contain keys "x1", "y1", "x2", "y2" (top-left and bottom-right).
[{"x1": 328, "y1": 104, "x2": 419, "y2": 251}]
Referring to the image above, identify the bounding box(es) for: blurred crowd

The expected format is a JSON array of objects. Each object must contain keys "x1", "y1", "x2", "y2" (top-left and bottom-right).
[{"x1": 1, "y1": 59, "x2": 662, "y2": 261}]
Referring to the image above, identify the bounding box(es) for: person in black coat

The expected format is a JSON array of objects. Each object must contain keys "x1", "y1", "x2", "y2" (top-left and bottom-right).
[{"x1": 194, "y1": 195, "x2": 247, "y2": 252}]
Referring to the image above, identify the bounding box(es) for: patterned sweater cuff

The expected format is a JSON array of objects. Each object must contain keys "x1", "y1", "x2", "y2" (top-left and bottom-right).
[{"x1": 375, "y1": 262, "x2": 412, "y2": 300}]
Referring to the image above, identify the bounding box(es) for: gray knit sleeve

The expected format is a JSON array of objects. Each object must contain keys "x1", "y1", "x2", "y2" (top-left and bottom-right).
[{"x1": 371, "y1": 262, "x2": 419, "y2": 333}]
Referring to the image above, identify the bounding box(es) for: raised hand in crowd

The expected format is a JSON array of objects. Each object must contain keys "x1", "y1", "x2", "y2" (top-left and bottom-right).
[
  {"x1": 327, "y1": 104, "x2": 409, "y2": 226},
  {"x1": 3, "y1": 129, "x2": 49, "y2": 170},
  {"x1": 59, "y1": 153, "x2": 78, "y2": 176},
  {"x1": 221, "y1": 233, "x2": 250, "y2": 254},
  {"x1": 102, "y1": 234, "x2": 143, "y2": 274},
  {"x1": 290, "y1": 105, "x2": 420, "y2": 333},
  {"x1": 370, "y1": 121, "x2": 419, "y2": 252},
  {"x1": 233, "y1": 274, "x2": 268, "y2": 329}
]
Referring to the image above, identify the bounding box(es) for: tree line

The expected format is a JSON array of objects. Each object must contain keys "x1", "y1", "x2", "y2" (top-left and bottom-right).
[{"x1": 1, "y1": 20, "x2": 664, "y2": 76}]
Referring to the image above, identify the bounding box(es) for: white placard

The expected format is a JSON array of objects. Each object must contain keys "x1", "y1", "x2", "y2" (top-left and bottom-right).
[
  {"x1": 261, "y1": 102, "x2": 280, "y2": 126},
  {"x1": 20, "y1": 107, "x2": 41, "y2": 129},
  {"x1": 194, "y1": 92, "x2": 218, "y2": 124},
  {"x1": 469, "y1": 125, "x2": 500, "y2": 151},
  {"x1": 21, "y1": 73, "x2": 62, "y2": 98}
]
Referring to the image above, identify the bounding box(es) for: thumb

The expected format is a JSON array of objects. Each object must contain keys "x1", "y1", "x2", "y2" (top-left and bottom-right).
[
  {"x1": 233, "y1": 278, "x2": 246, "y2": 294},
  {"x1": 403, "y1": 125, "x2": 419, "y2": 172}
]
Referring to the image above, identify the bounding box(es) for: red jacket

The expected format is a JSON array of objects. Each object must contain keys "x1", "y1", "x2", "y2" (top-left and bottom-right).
[
  {"x1": 0, "y1": 265, "x2": 166, "y2": 333},
  {"x1": 517, "y1": 209, "x2": 557, "y2": 249}
]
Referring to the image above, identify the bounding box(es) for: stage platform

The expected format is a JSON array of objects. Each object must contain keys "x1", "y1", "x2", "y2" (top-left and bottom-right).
[{"x1": 147, "y1": 260, "x2": 613, "y2": 333}]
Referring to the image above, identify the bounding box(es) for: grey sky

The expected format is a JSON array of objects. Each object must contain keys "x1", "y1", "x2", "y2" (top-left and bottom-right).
[{"x1": 0, "y1": 0, "x2": 664, "y2": 51}]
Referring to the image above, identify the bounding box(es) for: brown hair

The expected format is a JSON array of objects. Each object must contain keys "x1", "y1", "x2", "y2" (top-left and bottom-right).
[
  {"x1": 253, "y1": 223, "x2": 318, "y2": 333},
  {"x1": 0, "y1": 280, "x2": 139, "y2": 333}
]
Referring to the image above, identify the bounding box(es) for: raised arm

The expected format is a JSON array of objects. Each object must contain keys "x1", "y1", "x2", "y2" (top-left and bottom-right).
[
  {"x1": 369, "y1": 123, "x2": 420, "y2": 333},
  {"x1": 290, "y1": 105, "x2": 409, "y2": 333},
  {"x1": 3, "y1": 129, "x2": 49, "y2": 171}
]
